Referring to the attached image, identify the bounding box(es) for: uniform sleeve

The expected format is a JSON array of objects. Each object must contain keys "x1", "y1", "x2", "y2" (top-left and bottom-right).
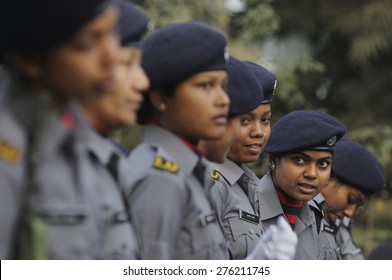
[
  {"x1": 336, "y1": 222, "x2": 364, "y2": 260},
  {"x1": 209, "y1": 181, "x2": 227, "y2": 229},
  {"x1": 0, "y1": 164, "x2": 24, "y2": 259},
  {"x1": 127, "y1": 171, "x2": 186, "y2": 259}
]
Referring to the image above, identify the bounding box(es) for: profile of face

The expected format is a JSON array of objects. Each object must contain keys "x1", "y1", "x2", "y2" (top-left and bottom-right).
[
  {"x1": 150, "y1": 70, "x2": 230, "y2": 141},
  {"x1": 271, "y1": 150, "x2": 333, "y2": 201},
  {"x1": 227, "y1": 103, "x2": 271, "y2": 163},
  {"x1": 79, "y1": 46, "x2": 149, "y2": 131},
  {"x1": 16, "y1": 5, "x2": 121, "y2": 102},
  {"x1": 198, "y1": 116, "x2": 241, "y2": 163},
  {"x1": 321, "y1": 177, "x2": 368, "y2": 221}
]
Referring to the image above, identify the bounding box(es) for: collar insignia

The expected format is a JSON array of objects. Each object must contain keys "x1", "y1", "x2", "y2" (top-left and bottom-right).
[
  {"x1": 0, "y1": 139, "x2": 22, "y2": 164},
  {"x1": 153, "y1": 156, "x2": 179, "y2": 173},
  {"x1": 210, "y1": 170, "x2": 221, "y2": 181}
]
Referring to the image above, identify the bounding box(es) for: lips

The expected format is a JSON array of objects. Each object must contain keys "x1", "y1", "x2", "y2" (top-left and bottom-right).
[
  {"x1": 244, "y1": 143, "x2": 263, "y2": 155},
  {"x1": 212, "y1": 114, "x2": 228, "y2": 126},
  {"x1": 297, "y1": 183, "x2": 317, "y2": 195}
]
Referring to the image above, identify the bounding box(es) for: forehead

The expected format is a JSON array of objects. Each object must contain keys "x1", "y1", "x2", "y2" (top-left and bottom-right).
[
  {"x1": 184, "y1": 70, "x2": 228, "y2": 82},
  {"x1": 341, "y1": 182, "x2": 369, "y2": 203},
  {"x1": 286, "y1": 149, "x2": 333, "y2": 159},
  {"x1": 70, "y1": 5, "x2": 119, "y2": 40},
  {"x1": 246, "y1": 103, "x2": 271, "y2": 117}
]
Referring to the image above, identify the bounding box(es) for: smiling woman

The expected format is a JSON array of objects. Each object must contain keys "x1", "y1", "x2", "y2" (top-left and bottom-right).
[{"x1": 258, "y1": 110, "x2": 346, "y2": 259}]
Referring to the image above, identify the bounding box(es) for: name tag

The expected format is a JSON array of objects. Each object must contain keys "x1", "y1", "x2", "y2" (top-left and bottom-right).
[
  {"x1": 38, "y1": 210, "x2": 86, "y2": 225},
  {"x1": 239, "y1": 210, "x2": 259, "y2": 224},
  {"x1": 107, "y1": 211, "x2": 130, "y2": 225},
  {"x1": 322, "y1": 224, "x2": 336, "y2": 234},
  {"x1": 200, "y1": 212, "x2": 216, "y2": 227}
]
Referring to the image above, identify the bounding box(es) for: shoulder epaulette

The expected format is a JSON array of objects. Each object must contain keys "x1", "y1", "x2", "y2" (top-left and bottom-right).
[
  {"x1": 210, "y1": 169, "x2": 221, "y2": 181},
  {"x1": 0, "y1": 139, "x2": 22, "y2": 163},
  {"x1": 153, "y1": 155, "x2": 179, "y2": 173}
]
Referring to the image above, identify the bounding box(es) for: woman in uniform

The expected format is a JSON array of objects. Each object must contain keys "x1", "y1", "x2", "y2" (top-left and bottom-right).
[
  {"x1": 200, "y1": 57, "x2": 297, "y2": 259},
  {"x1": 123, "y1": 22, "x2": 232, "y2": 259},
  {"x1": 259, "y1": 110, "x2": 346, "y2": 259},
  {"x1": 310, "y1": 137, "x2": 385, "y2": 259}
]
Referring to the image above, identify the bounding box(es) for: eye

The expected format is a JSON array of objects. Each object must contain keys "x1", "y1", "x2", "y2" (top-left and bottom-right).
[
  {"x1": 261, "y1": 117, "x2": 271, "y2": 124},
  {"x1": 221, "y1": 82, "x2": 228, "y2": 92},
  {"x1": 198, "y1": 82, "x2": 213, "y2": 90},
  {"x1": 318, "y1": 159, "x2": 331, "y2": 169},
  {"x1": 240, "y1": 115, "x2": 251, "y2": 126},
  {"x1": 347, "y1": 195, "x2": 362, "y2": 206},
  {"x1": 293, "y1": 156, "x2": 305, "y2": 165},
  {"x1": 73, "y1": 38, "x2": 95, "y2": 51}
]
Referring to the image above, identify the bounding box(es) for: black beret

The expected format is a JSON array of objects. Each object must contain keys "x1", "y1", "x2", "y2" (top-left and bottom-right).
[
  {"x1": 141, "y1": 21, "x2": 228, "y2": 89},
  {"x1": 245, "y1": 61, "x2": 277, "y2": 104},
  {"x1": 0, "y1": 0, "x2": 114, "y2": 55},
  {"x1": 331, "y1": 137, "x2": 386, "y2": 197},
  {"x1": 227, "y1": 56, "x2": 264, "y2": 116},
  {"x1": 368, "y1": 240, "x2": 392, "y2": 260},
  {"x1": 117, "y1": 0, "x2": 150, "y2": 46},
  {"x1": 264, "y1": 110, "x2": 346, "y2": 154}
]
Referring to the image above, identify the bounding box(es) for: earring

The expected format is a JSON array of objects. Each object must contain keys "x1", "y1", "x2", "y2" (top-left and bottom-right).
[
  {"x1": 270, "y1": 162, "x2": 275, "y2": 169},
  {"x1": 159, "y1": 103, "x2": 166, "y2": 112}
]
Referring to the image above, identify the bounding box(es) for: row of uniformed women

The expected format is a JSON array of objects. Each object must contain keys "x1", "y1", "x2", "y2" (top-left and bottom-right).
[
  {"x1": 0, "y1": 0, "x2": 386, "y2": 260},
  {"x1": 123, "y1": 13, "x2": 386, "y2": 259}
]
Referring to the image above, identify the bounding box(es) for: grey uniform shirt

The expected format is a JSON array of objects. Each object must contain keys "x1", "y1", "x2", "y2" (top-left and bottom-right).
[
  {"x1": 335, "y1": 217, "x2": 364, "y2": 260},
  {"x1": 258, "y1": 172, "x2": 321, "y2": 259},
  {"x1": 124, "y1": 124, "x2": 230, "y2": 260},
  {"x1": 309, "y1": 193, "x2": 341, "y2": 260},
  {"x1": 0, "y1": 71, "x2": 138, "y2": 259},
  {"x1": 210, "y1": 159, "x2": 263, "y2": 260},
  {"x1": 71, "y1": 103, "x2": 139, "y2": 259}
]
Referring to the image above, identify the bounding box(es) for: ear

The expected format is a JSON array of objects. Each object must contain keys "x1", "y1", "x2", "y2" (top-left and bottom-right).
[
  {"x1": 149, "y1": 89, "x2": 168, "y2": 113},
  {"x1": 10, "y1": 54, "x2": 42, "y2": 80},
  {"x1": 268, "y1": 154, "x2": 276, "y2": 169}
]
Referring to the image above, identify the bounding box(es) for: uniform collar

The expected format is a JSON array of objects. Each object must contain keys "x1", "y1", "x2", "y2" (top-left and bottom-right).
[
  {"x1": 69, "y1": 102, "x2": 115, "y2": 166},
  {"x1": 258, "y1": 172, "x2": 285, "y2": 220},
  {"x1": 144, "y1": 124, "x2": 199, "y2": 175},
  {"x1": 217, "y1": 158, "x2": 244, "y2": 185}
]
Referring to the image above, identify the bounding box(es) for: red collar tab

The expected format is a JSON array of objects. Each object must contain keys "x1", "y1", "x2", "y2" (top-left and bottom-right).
[{"x1": 61, "y1": 111, "x2": 75, "y2": 130}]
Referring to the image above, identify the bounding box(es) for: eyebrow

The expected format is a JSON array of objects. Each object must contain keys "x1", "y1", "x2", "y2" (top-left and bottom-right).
[{"x1": 294, "y1": 151, "x2": 333, "y2": 161}]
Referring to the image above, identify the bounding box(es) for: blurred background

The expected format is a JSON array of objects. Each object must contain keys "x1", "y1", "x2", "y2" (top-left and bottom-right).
[{"x1": 112, "y1": 0, "x2": 392, "y2": 257}]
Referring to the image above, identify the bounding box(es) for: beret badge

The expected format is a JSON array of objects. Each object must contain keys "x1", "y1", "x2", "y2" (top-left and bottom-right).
[{"x1": 327, "y1": 136, "x2": 337, "y2": 147}]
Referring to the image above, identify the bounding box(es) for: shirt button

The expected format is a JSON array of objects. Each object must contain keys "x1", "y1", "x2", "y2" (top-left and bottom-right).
[{"x1": 249, "y1": 229, "x2": 255, "y2": 235}]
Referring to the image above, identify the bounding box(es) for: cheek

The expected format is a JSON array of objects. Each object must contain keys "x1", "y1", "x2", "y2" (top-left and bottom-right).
[
  {"x1": 263, "y1": 126, "x2": 271, "y2": 143},
  {"x1": 318, "y1": 170, "x2": 331, "y2": 187}
]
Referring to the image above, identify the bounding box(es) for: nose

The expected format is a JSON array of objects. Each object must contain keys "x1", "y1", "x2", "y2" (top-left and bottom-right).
[
  {"x1": 133, "y1": 64, "x2": 150, "y2": 92},
  {"x1": 344, "y1": 205, "x2": 357, "y2": 218},
  {"x1": 102, "y1": 33, "x2": 121, "y2": 70},
  {"x1": 250, "y1": 122, "x2": 265, "y2": 138},
  {"x1": 215, "y1": 86, "x2": 230, "y2": 110},
  {"x1": 304, "y1": 163, "x2": 317, "y2": 180}
]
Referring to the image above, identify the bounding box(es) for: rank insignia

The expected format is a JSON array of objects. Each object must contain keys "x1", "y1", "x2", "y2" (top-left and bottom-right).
[
  {"x1": 210, "y1": 170, "x2": 221, "y2": 181},
  {"x1": 0, "y1": 139, "x2": 22, "y2": 163},
  {"x1": 153, "y1": 156, "x2": 179, "y2": 173}
]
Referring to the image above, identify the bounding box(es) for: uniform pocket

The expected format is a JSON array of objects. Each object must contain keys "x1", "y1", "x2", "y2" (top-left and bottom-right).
[
  {"x1": 189, "y1": 212, "x2": 227, "y2": 259},
  {"x1": 228, "y1": 214, "x2": 262, "y2": 259}
]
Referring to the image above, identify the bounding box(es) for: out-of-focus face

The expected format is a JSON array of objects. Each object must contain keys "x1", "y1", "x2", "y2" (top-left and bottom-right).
[
  {"x1": 271, "y1": 150, "x2": 333, "y2": 201},
  {"x1": 198, "y1": 116, "x2": 241, "y2": 163},
  {"x1": 25, "y1": 5, "x2": 121, "y2": 101},
  {"x1": 322, "y1": 177, "x2": 368, "y2": 221},
  {"x1": 227, "y1": 103, "x2": 271, "y2": 163},
  {"x1": 79, "y1": 46, "x2": 149, "y2": 131},
  {"x1": 156, "y1": 70, "x2": 230, "y2": 141}
]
